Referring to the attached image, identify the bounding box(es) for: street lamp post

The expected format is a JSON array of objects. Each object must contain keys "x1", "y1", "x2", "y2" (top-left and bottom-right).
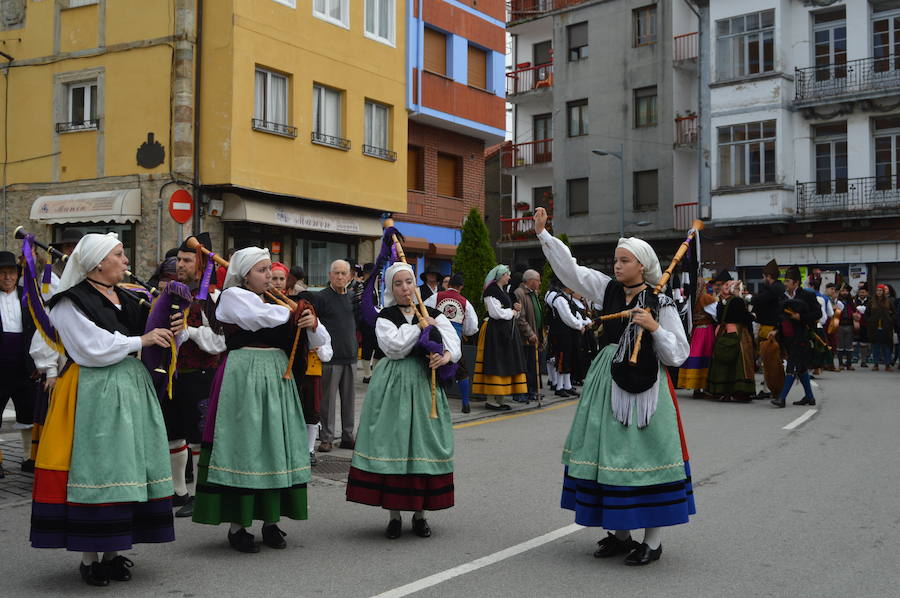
[{"x1": 592, "y1": 145, "x2": 625, "y2": 239}]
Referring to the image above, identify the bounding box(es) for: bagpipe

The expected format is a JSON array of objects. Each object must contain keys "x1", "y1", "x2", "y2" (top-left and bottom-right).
[
  {"x1": 184, "y1": 236, "x2": 314, "y2": 379},
  {"x1": 361, "y1": 218, "x2": 457, "y2": 419},
  {"x1": 783, "y1": 306, "x2": 832, "y2": 351},
  {"x1": 596, "y1": 219, "x2": 704, "y2": 365}
]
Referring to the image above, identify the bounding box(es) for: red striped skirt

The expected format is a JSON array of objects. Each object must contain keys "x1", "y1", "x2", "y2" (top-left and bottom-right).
[{"x1": 345, "y1": 467, "x2": 454, "y2": 511}]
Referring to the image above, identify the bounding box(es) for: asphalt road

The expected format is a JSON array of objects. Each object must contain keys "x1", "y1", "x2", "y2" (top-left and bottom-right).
[{"x1": 1, "y1": 369, "x2": 898, "y2": 597}]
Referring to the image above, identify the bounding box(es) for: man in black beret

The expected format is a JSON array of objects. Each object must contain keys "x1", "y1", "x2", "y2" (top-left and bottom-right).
[{"x1": 770, "y1": 267, "x2": 821, "y2": 408}]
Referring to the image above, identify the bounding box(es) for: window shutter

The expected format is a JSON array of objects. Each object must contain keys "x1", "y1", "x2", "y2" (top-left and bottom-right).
[
  {"x1": 424, "y1": 28, "x2": 446, "y2": 75},
  {"x1": 568, "y1": 22, "x2": 587, "y2": 49},
  {"x1": 468, "y1": 46, "x2": 487, "y2": 89},
  {"x1": 437, "y1": 153, "x2": 458, "y2": 197},
  {"x1": 408, "y1": 146, "x2": 422, "y2": 190}
]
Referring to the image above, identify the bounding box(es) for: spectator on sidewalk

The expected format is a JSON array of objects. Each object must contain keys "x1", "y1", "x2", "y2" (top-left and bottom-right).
[
  {"x1": 514, "y1": 269, "x2": 543, "y2": 403},
  {"x1": 835, "y1": 285, "x2": 858, "y2": 370},
  {"x1": 869, "y1": 284, "x2": 895, "y2": 371},
  {"x1": 316, "y1": 259, "x2": 358, "y2": 452},
  {"x1": 854, "y1": 284, "x2": 871, "y2": 367}
]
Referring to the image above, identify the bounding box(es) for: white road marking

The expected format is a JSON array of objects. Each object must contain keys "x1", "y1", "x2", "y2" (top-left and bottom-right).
[
  {"x1": 783, "y1": 408, "x2": 819, "y2": 430},
  {"x1": 369, "y1": 523, "x2": 584, "y2": 598}
]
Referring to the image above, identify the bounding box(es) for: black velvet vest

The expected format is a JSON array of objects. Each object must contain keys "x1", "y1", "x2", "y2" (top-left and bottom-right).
[
  {"x1": 599, "y1": 281, "x2": 660, "y2": 394},
  {"x1": 50, "y1": 279, "x2": 146, "y2": 336}
]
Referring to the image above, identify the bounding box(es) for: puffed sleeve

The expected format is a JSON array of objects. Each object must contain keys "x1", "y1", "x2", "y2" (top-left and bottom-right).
[
  {"x1": 29, "y1": 333, "x2": 61, "y2": 378},
  {"x1": 187, "y1": 308, "x2": 227, "y2": 355},
  {"x1": 50, "y1": 298, "x2": 143, "y2": 367},
  {"x1": 553, "y1": 295, "x2": 584, "y2": 331},
  {"x1": 435, "y1": 313, "x2": 461, "y2": 362},
  {"x1": 651, "y1": 304, "x2": 690, "y2": 366},
  {"x1": 376, "y1": 316, "x2": 420, "y2": 359},
  {"x1": 538, "y1": 229, "x2": 611, "y2": 304},
  {"x1": 217, "y1": 287, "x2": 289, "y2": 331},
  {"x1": 462, "y1": 301, "x2": 480, "y2": 337},
  {"x1": 485, "y1": 296, "x2": 516, "y2": 320},
  {"x1": 308, "y1": 320, "x2": 333, "y2": 362}
]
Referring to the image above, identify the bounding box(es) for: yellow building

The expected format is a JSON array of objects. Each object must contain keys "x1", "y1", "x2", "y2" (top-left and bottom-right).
[{"x1": 0, "y1": 0, "x2": 406, "y2": 281}]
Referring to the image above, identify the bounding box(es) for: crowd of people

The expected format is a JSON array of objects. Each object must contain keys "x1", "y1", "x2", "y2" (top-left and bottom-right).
[{"x1": 3, "y1": 215, "x2": 897, "y2": 585}]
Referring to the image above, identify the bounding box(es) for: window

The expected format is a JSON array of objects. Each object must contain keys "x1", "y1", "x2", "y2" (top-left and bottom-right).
[
  {"x1": 567, "y1": 22, "x2": 588, "y2": 61},
  {"x1": 717, "y1": 120, "x2": 776, "y2": 187},
  {"x1": 468, "y1": 45, "x2": 488, "y2": 89},
  {"x1": 533, "y1": 40, "x2": 553, "y2": 66},
  {"x1": 272, "y1": 0, "x2": 296, "y2": 7},
  {"x1": 873, "y1": 116, "x2": 900, "y2": 190},
  {"x1": 437, "y1": 153, "x2": 460, "y2": 197},
  {"x1": 634, "y1": 86, "x2": 657, "y2": 128},
  {"x1": 365, "y1": 0, "x2": 395, "y2": 45},
  {"x1": 60, "y1": 81, "x2": 99, "y2": 132},
  {"x1": 312, "y1": 84, "x2": 348, "y2": 149},
  {"x1": 813, "y1": 9, "x2": 846, "y2": 82},
  {"x1": 364, "y1": 101, "x2": 395, "y2": 161},
  {"x1": 408, "y1": 145, "x2": 424, "y2": 190},
  {"x1": 424, "y1": 28, "x2": 447, "y2": 75},
  {"x1": 716, "y1": 10, "x2": 775, "y2": 80},
  {"x1": 313, "y1": 0, "x2": 349, "y2": 28},
  {"x1": 253, "y1": 68, "x2": 294, "y2": 137},
  {"x1": 66, "y1": 0, "x2": 98, "y2": 7},
  {"x1": 533, "y1": 113, "x2": 552, "y2": 163},
  {"x1": 633, "y1": 6, "x2": 657, "y2": 47},
  {"x1": 567, "y1": 99, "x2": 588, "y2": 137},
  {"x1": 813, "y1": 122, "x2": 847, "y2": 194},
  {"x1": 633, "y1": 170, "x2": 659, "y2": 211},
  {"x1": 567, "y1": 178, "x2": 589, "y2": 216},
  {"x1": 872, "y1": 3, "x2": 900, "y2": 74},
  {"x1": 533, "y1": 186, "x2": 553, "y2": 213}
]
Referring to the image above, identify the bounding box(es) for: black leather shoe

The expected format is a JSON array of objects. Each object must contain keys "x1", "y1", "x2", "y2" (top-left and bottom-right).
[
  {"x1": 623, "y1": 542, "x2": 662, "y2": 566},
  {"x1": 555, "y1": 390, "x2": 569, "y2": 397},
  {"x1": 593, "y1": 532, "x2": 636, "y2": 558},
  {"x1": 461, "y1": 403, "x2": 471, "y2": 414},
  {"x1": 172, "y1": 492, "x2": 190, "y2": 508},
  {"x1": 412, "y1": 516, "x2": 432, "y2": 538},
  {"x1": 756, "y1": 391, "x2": 772, "y2": 399},
  {"x1": 339, "y1": 439, "x2": 356, "y2": 450},
  {"x1": 228, "y1": 528, "x2": 260, "y2": 553},
  {"x1": 80, "y1": 562, "x2": 109, "y2": 586},
  {"x1": 262, "y1": 524, "x2": 287, "y2": 549},
  {"x1": 770, "y1": 398, "x2": 785, "y2": 408},
  {"x1": 792, "y1": 397, "x2": 816, "y2": 406},
  {"x1": 102, "y1": 556, "x2": 134, "y2": 581},
  {"x1": 485, "y1": 403, "x2": 510, "y2": 411},
  {"x1": 175, "y1": 496, "x2": 194, "y2": 518},
  {"x1": 565, "y1": 389, "x2": 579, "y2": 397},
  {"x1": 20, "y1": 459, "x2": 35, "y2": 473},
  {"x1": 386, "y1": 518, "x2": 402, "y2": 539}
]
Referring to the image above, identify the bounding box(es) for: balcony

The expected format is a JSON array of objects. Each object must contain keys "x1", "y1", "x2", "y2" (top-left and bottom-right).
[
  {"x1": 673, "y1": 33, "x2": 698, "y2": 62},
  {"x1": 506, "y1": 62, "x2": 554, "y2": 98},
  {"x1": 311, "y1": 131, "x2": 351, "y2": 151},
  {"x1": 794, "y1": 56, "x2": 900, "y2": 106},
  {"x1": 675, "y1": 115, "x2": 698, "y2": 147},
  {"x1": 797, "y1": 176, "x2": 900, "y2": 217},
  {"x1": 500, "y1": 216, "x2": 551, "y2": 242},
  {"x1": 362, "y1": 144, "x2": 397, "y2": 162},
  {"x1": 674, "y1": 202, "x2": 698, "y2": 231},
  {"x1": 56, "y1": 119, "x2": 100, "y2": 133},
  {"x1": 508, "y1": 0, "x2": 590, "y2": 24},
  {"x1": 252, "y1": 118, "x2": 297, "y2": 138},
  {"x1": 501, "y1": 139, "x2": 553, "y2": 169}
]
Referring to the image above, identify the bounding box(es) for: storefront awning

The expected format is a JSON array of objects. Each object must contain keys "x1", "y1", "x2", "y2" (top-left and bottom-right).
[
  {"x1": 429, "y1": 243, "x2": 457, "y2": 259},
  {"x1": 222, "y1": 194, "x2": 383, "y2": 237},
  {"x1": 402, "y1": 236, "x2": 431, "y2": 253},
  {"x1": 30, "y1": 189, "x2": 141, "y2": 224}
]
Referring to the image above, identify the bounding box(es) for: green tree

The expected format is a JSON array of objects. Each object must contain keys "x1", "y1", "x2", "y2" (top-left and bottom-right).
[
  {"x1": 539, "y1": 233, "x2": 569, "y2": 298},
  {"x1": 452, "y1": 208, "x2": 497, "y2": 318}
]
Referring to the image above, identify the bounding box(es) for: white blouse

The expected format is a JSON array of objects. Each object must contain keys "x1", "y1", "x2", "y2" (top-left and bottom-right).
[
  {"x1": 484, "y1": 295, "x2": 517, "y2": 320},
  {"x1": 552, "y1": 294, "x2": 584, "y2": 331},
  {"x1": 50, "y1": 299, "x2": 144, "y2": 368},
  {"x1": 185, "y1": 288, "x2": 227, "y2": 355},
  {"x1": 375, "y1": 311, "x2": 462, "y2": 362}
]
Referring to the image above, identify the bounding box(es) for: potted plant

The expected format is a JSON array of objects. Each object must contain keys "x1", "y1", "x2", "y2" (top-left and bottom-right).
[{"x1": 514, "y1": 201, "x2": 530, "y2": 212}]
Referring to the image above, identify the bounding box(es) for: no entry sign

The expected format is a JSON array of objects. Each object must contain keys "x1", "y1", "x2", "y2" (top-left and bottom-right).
[{"x1": 169, "y1": 189, "x2": 193, "y2": 224}]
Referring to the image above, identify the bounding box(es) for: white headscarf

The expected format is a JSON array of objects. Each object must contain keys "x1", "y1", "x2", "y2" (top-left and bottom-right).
[
  {"x1": 223, "y1": 247, "x2": 270, "y2": 290},
  {"x1": 57, "y1": 232, "x2": 122, "y2": 294},
  {"x1": 382, "y1": 262, "x2": 416, "y2": 308},
  {"x1": 616, "y1": 237, "x2": 662, "y2": 287}
]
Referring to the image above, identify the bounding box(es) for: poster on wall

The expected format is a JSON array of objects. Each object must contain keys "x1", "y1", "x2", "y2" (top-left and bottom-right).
[{"x1": 848, "y1": 264, "x2": 868, "y2": 291}]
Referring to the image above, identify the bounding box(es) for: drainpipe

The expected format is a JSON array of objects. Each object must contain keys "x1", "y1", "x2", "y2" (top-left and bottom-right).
[
  {"x1": 0, "y1": 51, "x2": 12, "y2": 250},
  {"x1": 192, "y1": 0, "x2": 203, "y2": 235},
  {"x1": 413, "y1": 0, "x2": 423, "y2": 114}
]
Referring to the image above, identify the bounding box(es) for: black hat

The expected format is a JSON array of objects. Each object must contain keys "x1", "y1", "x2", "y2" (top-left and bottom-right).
[
  {"x1": 58, "y1": 229, "x2": 84, "y2": 244},
  {"x1": 784, "y1": 266, "x2": 802, "y2": 282},
  {"x1": 362, "y1": 262, "x2": 375, "y2": 274},
  {"x1": 0, "y1": 251, "x2": 18, "y2": 269},
  {"x1": 763, "y1": 259, "x2": 779, "y2": 279},
  {"x1": 713, "y1": 269, "x2": 733, "y2": 283},
  {"x1": 420, "y1": 264, "x2": 443, "y2": 282},
  {"x1": 179, "y1": 232, "x2": 211, "y2": 253},
  {"x1": 449, "y1": 273, "x2": 465, "y2": 287},
  {"x1": 290, "y1": 265, "x2": 305, "y2": 280}
]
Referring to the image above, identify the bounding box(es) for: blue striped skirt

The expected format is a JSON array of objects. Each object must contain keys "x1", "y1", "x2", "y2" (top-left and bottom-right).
[{"x1": 561, "y1": 462, "x2": 695, "y2": 530}]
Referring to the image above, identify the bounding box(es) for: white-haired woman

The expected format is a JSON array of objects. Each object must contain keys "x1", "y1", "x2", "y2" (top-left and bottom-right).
[
  {"x1": 346, "y1": 262, "x2": 460, "y2": 539},
  {"x1": 192, "y1": 247, "x2": 330, "y2": 553},
  {"x1": 534, "y1": 208, "x2": 694, "y2": 566},
  {"x1": 30, "y1": 233, "x2": 180, "y2": 586}
]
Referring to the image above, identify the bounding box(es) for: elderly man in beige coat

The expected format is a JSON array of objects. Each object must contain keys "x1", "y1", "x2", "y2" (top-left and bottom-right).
[{"x1": 514, "y1": 269, "x2": 543, "y2": 403}]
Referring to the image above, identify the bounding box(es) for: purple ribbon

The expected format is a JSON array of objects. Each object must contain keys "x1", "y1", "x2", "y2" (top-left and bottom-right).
[
  {"x1": 20, "y1": 235, "x2": 59, "y2": 343},
  {"x1": 197, "y1": 252, "x2": 215, "y2": 300},
  {"x1": 417, "y1": 325, "x2": 459, "y2": 382}
]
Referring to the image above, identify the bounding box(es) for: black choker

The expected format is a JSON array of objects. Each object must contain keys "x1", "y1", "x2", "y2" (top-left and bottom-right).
[
  {"x1": 87, "y1": 278, "x2": 116, "y2": 296},
  {"x1": 624, "y1": 281, "x2": 645, "y2": 289}
]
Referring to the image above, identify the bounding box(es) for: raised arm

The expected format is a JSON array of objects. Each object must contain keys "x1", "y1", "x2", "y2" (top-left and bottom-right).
[{"x1": 534, "y1": 207, "x2": 610, "y2": 304}]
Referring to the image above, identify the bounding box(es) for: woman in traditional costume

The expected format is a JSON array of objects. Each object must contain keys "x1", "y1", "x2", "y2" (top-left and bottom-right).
[
  {"x1": 534, "y1": 208, "x2": 694, "y2": 566},
  {"x1": 707, "y1": 280, "x2": 756, "y2": 402},
  {"x1": 192, "y1": 247, "x2": 329, "y2": 553},
  {"x1": 676, "y1": 279, "x2": 718, "y2": 397},
  {"x1": 30, "y1": 233, "x2": 178, "y2": 586},
  {"x1": 471, "y1": 265, "x2": 527, "y2": 410},
  {"x1": 346, "y1": 263, "x2": 460, "y2": 539}
]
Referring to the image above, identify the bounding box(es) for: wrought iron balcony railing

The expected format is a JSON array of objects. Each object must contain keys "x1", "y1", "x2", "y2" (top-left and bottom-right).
[
  {"x1": 675, "y1": 115, "x2": 698, "y2": 147},
  {"x1": 311, "y1": 131, "x2": 351, "y2": 150},
  {"x1": 252, "y1": 118, "x2": 297, "y2": 138},
  {"x1": 673, "y1": 33, "x2": 698, "y2": 62},
  {"x1": 56, "y1": 119, "x2": 100, "y2": 133},
  {"x1": 500, "y1": 216, "x2": 551, "y2": 241},
  {"x1": 795, "y1": 55, "x2": 900, "y2": 103},
  {"x1": 362, "y1": 144, "x2": 397, "y2": 162},
  {"x1": 501, "y1": 139, "x2": 553, "y2": 168},
  {"x1": 797, "y1": 176, "x2": 900, "y2": 216},
  {"x1": 508, "y1": 0, "x2": 590, "y2": 24},
  {"x1": 506, "y1": 62, "x2": 553, "y2": 96}
]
